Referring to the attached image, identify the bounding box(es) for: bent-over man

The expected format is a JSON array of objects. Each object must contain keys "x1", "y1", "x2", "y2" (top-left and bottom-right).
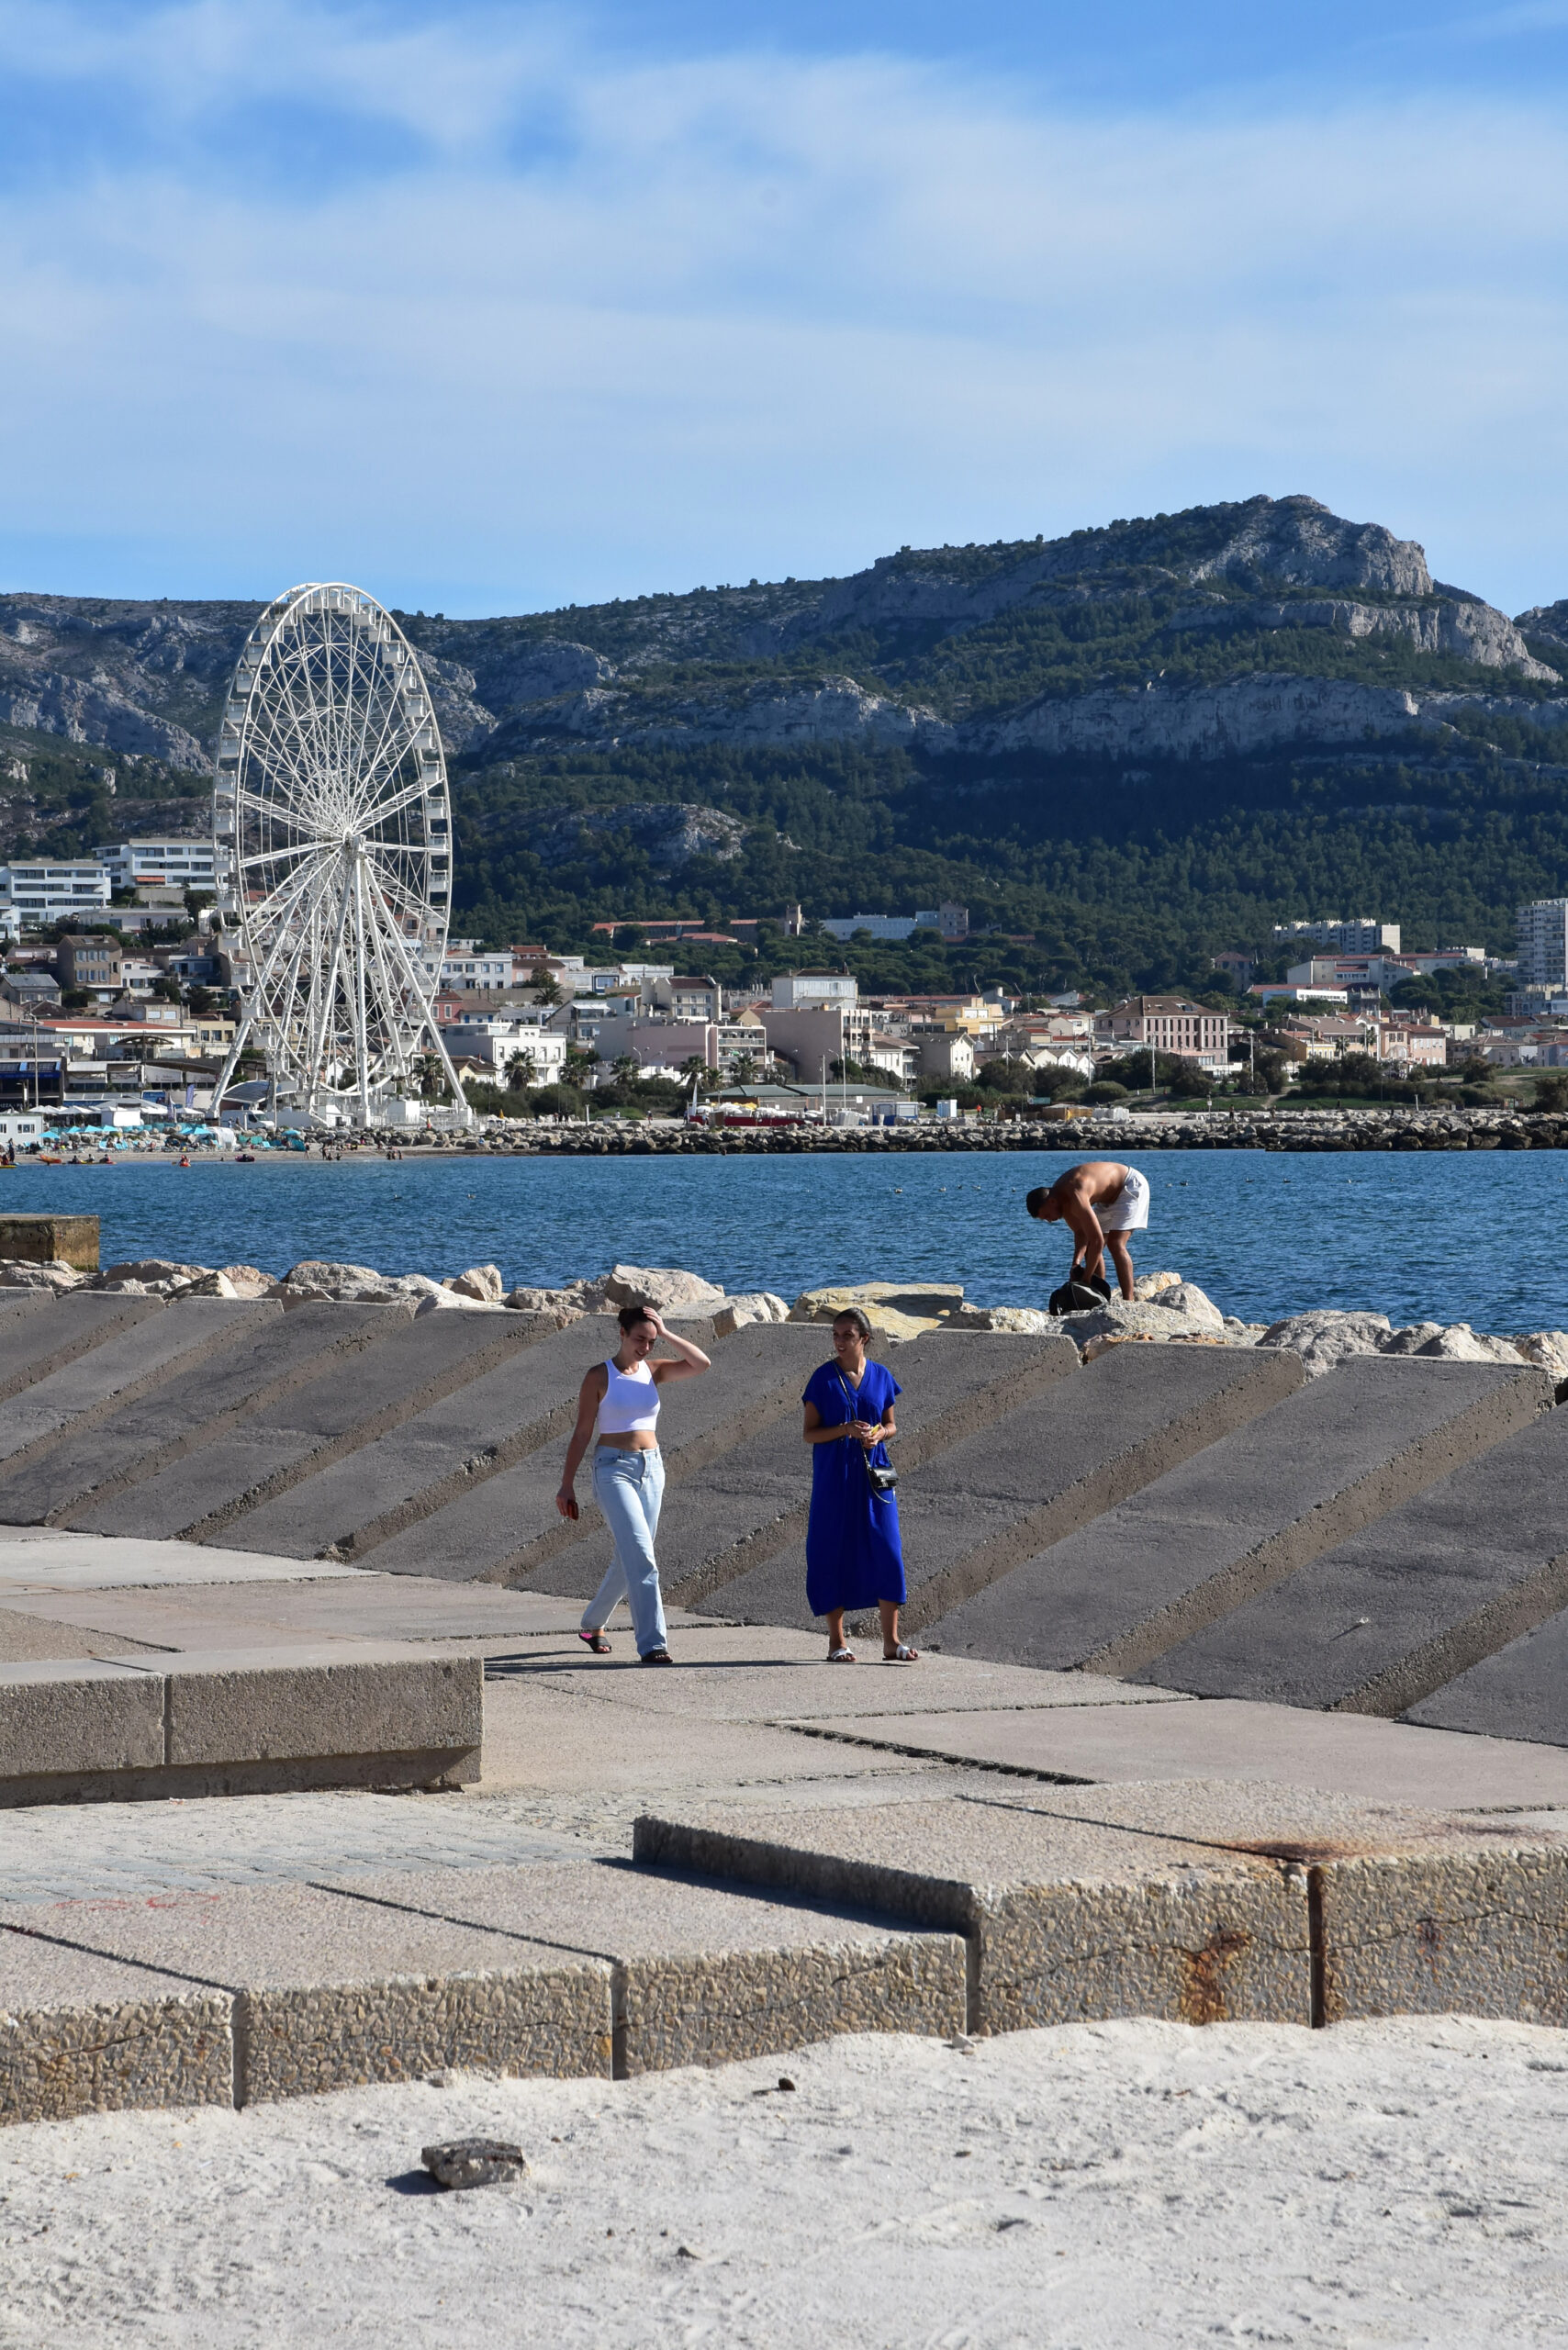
[{"x1": 1025, "y1": 1161, "x2": 1149, "y2": 1302}]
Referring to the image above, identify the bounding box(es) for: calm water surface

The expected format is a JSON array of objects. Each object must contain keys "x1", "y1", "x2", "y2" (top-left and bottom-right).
[{"x1": 6, "y1": 1148, "x2": 1568, "y2": 1332}]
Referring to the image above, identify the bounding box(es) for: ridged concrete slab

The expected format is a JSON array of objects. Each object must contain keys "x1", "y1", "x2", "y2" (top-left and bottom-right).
[
  {"x1": 323, "y1": 1857, "x2": 967, "y2": 2073},
  {"x1": 709, "y1": 1344, "x2": 1305, "y2": 1633},
  {"x1": 12, "y1": 1883, "x2": 613, "y2": 2101},
  {"x1": 0, "y1": 1303, "x2": 269, "y2": 1495},
  {"x1": 794, "y1": 1695, "x2": 1568, "y2": 1807},
  {"x1": 635, "y1": 1796, "x2": 1311, "y2": 2033},
  {"x1": 12, "y1": 1301, "x2": 430, "y2": 1528},
  {"x1": 218, "y1": 1314, "x2": 613, "y2": 1562},
  {"x1": 655, "y1": 1332, "x2": 1079, "y2": 1613},
  {"x1": 929, "y1": 1360, "x2": 1553, "y2": 1676},
  {"x1": 371, "y1": 1323, "x2": 827, "y2": 1587},
  {"x1": 0, "y1": 1292, "x2": 162, "y2": 1410},
  {"x1": 1404, "y1": 1607, "x2": 1568, "y2": 1747},
  {"x1": 0, "y1": 1292, "x2": 53, "y2": 1319},
  {"x1": 0, "y1": 1926, "x2": 233, "y2": 2123},
  {"x1": 1145, "y1": 1400, "x2": 1568, "y2": 1723}
]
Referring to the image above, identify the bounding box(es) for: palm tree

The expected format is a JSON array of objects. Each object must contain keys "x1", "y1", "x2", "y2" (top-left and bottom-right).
[{"x1": 505, "y1": 1047, "x2": 538, "y2": 1091}]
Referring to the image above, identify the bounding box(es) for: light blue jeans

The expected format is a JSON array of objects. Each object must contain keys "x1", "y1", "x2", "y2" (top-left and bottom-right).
[{"x1": 584, "y1": 1445, "x2": 667, "y2": 1657}]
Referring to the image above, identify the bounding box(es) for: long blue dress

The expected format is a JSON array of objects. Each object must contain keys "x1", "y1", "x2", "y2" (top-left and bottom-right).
[{"x1": 803, "y1": 1358, "x2": 907, "y2": 1617}]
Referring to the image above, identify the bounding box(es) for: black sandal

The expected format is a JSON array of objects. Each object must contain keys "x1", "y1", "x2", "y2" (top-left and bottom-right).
[
  {"x1": 639, "y1": 1648, "x2": 675, "y2": 1665},
  {"x1": 577, "y1": 1630, "x2": 611, "y2": 1654}
]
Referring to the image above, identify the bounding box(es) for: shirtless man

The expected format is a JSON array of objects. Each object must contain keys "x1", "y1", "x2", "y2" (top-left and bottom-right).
[{"x1": 1025, "y1": 1162, "x2": 1149, "y2": 1301}]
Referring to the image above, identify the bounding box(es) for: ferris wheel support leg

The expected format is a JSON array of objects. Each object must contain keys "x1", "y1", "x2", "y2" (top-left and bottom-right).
[
  {"x1": 423, "y1": 1010, "x2": 475, "y2": 1126},
  {"x1": 210, "y1": 1011, "x2": 256, "y2": 1120}
]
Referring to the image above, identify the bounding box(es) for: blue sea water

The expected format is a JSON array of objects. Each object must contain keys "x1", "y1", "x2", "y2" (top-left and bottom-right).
[{"x1": 6, "y1": 1147, "x2": 1568, "y2": 1333}]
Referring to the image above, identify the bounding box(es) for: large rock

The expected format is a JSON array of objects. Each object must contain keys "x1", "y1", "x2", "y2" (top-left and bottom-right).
[
  {"x1": 1411, "y1": 1324, "x2": 1532, "y2": 1367},
  {"x1": 601, "y1": 1265, "x2": 725, "y2": 1315},
  {"x1": 1147, "y1": 1281, "x2": 1225, "y2": 1332},
  {"x1": 946, "y1": 1304, "x2": 1055, "y2": 1335},
  {"x1": 1258, "y1": 1310, "x2": 1393, "y2": 1379},
  {"x1": 96, "y1": 1259, "x2": 210, "y2": 1290},
  {"x1": 1132, "y1": 1270, "x2": 1183, "y2": 1301},
  {"x1": 1514, "y1": 1331, "x2": 1568, "y2": 1385},
  {"x1": 788, "y1": 1281, "x2": 965, "y2": 1341},
  {"x1": 1058, "y1": 1297, "x2": 1232, "y2": 1352},
  {"x1": 280, "y1": 1259, "x2": 447, "y2": 1308},
  {"x1": 0, "y1": 1259, "x2": 87, "y2": 1292},
  {"x1": 447, "y1": 1263, "x2": 505, "y2": 1304},
  {"x1": 503, "y1": 1283, "x2": 586, "y2": 1321},
  {"x1": 711, "y1": 1292, "x2": 790, "y2": 1337},
  {"x1": 218, "y1": 1264, "x2": 279, "y2": 1301}
]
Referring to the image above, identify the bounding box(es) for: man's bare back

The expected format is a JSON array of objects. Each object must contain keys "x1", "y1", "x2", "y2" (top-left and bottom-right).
[{"x1": 1025, "y1": 1161, "x2": 1149, "y2": 1301}]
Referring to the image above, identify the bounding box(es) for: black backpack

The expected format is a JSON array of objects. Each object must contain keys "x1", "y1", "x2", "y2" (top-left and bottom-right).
[{"x1": 1048, "y1": 1270, "x2": 1113, "y2": 1316}]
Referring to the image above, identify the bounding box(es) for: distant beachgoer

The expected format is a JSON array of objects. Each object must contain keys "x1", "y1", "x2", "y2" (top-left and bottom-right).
[
  {"x1": 1026, "y1": 1161, "x2": 1148, "y2": 1302},
  {"x1": 556, "y1": 1301, "x2": 711, "y2": 1663},
  {"x1": 801, "y1": 1308, "x2": 916, "y2": 1663}
]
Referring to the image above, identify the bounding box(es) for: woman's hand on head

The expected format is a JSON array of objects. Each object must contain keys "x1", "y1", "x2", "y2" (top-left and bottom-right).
[{"x1": 642, "y1": 1307, "x2": 666, "y2": 1339}]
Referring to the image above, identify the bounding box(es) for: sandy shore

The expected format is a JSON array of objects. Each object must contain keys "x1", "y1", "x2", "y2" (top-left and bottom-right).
[{"x1": 4, "y1": 2016, "x2": 1565, "y2": 2346}]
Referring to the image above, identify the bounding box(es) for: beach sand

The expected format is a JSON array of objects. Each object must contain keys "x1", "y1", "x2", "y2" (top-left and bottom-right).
[{"x1": 4, "y1": 2014, "x2": 1565, "y2": 2345}]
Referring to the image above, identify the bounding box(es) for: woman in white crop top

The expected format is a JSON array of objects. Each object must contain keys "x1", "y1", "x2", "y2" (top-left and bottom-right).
[{"x1": 556, "y1": 1300, "x2": 711, "y2": 1663}]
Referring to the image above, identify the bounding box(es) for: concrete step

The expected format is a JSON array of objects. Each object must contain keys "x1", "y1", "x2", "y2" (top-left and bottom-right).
[
  {"x1": 6, "y1": 1301, "x2": 403, "y2": 1526},
  {"x1": 635, "y1": 1794, "x2": 1313, "y2": 2033},
  {"x1": 657, "y1": 1332, "x2": 1080, "y2": 1614},
  {"x1": 0, "y1": 1639, "x2": 481, "y2": 1804},
  {"x1": 320, "y1": 1857, "x2": 966, "y2": 2075},
  {"x1": 366, "y1": 1322, "x2": 824, "y2": 1587},
  {"x1": 0, "y1": 1930, "x2": 233, "y2": 2123},
  {"x1": 1141, "y1": 1396, "x2": 1568, "y2": 1724},
  {"x1": 0, "y1": 1879, "x2": 612, "y2": 2116},
  {"x1": 706, "y1": 1343, "x2": 1304, "y2": 1634},
  {"x1": 0, "y1": 1303, "x2": 276, "y2": 1507},
  {"x1": 0, "y1": 1292, "x2": 163, "y2": 1410},
  {"x1": 927, "y1": 1360, "x2": 1552, "y2": 1676},
  {"x1": 220, "y1": 1314, "x2": 659, "y2": 1564},
  {"x1": 59, "y1": 1311, "x2": 556, "y2": 1545}
]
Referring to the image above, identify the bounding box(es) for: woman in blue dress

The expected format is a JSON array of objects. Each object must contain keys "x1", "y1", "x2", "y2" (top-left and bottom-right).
[{"x1": 801, "y1": 1307, "x2": 919, "y2": 1664}]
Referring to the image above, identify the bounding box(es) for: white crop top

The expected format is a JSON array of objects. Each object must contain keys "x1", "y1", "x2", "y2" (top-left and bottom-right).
[{"x1": 599, "y1": 1356, "x2": 660, "y2": 1436}]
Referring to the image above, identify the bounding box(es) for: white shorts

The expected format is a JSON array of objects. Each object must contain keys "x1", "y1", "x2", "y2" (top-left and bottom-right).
[{"x1": 1094, "y1": 1167, "x2": 1149, "y2": 1234}]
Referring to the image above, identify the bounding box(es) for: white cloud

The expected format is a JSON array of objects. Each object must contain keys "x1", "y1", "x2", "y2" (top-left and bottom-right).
[{"x1": 1, "y1": 5, "x2": 1566, "y2": 610}]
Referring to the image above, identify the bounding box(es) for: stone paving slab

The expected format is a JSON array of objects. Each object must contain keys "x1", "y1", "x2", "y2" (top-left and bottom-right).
[
  {"x1": 508, "y1": 1630, "x2": 1192, "y2": 1720},
  {"x1": 928, "y1": 1360, "x2": 1553, "y2": 1677},
  {"x1": 0, "y1": 1292, "x2": 162, "y2": 1410},
  {"x1": 0, "y1": 1656, "x2": 164, "y2": 1779},
  {"x1": 12, "y1": 1882, "x2": 614, "y2": 2100},
  {"x1": 655, "y1": 1333, "x2": 1080, "y2": 1612},
  {"x1": 792, "y1": 1695, "x2": 1568, "y2": 1808},
  {"x1": 0, "y1": 1528, "x2": 362, "y2": 1594},
  {"x1": 0, "y1": 1925, "x2": 234, "y2": 2123},
  {"x1": 370, "y1": 1324, "x2": 829, "y2": 1588},
  {"x1": 17, "y1": 1301, "x2": 435, "y2": 1529},
  {"x1": 709, "y1": 1343, "x2": 1305, "y2": 1633},
  {"x1": 0, "y1": 1303, "x2": 271, "y2": 1498},
  {"x1": 1143, "y1": 1399, "x2": 1568, "y2": 1724},
  {"x1": 1404, "y1": 1606, "x2": 1568, "y2": 1748},
  {"x1": 325, "y1": 1857, "x2": 968, "y2": 2072},
  {"x1": 0, "y1": 1607, "x2": 166, "y2": 1665},
  {"x1": 634, "y1": 1795, "x2": 1312, "y2": 2033}
]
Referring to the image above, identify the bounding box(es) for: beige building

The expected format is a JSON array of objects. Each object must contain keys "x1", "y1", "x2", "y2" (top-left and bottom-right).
[{"x1": 1098, "y1": 995, "x2": 1233, "y2": 1069}]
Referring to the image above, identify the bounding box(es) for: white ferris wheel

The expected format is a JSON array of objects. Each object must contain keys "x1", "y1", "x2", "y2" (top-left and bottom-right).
[{"x1": 209, "y1": 582, "x2": 469, "y2": 1126}]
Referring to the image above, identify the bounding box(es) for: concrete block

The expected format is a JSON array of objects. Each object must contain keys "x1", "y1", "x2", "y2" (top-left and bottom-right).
[
  {"x1": 0, "y1": 1303, "x2": 277, "y2": 1513},
  {"x1": 0, "y1": 1292, "x2": 162, "y2": 1411},
  {"x1": 221, "y1": 1315, "x2": 613, "y2": 1562},
  {"x1": 325, "y1": 1858, "x2": 967, "y2": 2073},
  {"x1": 133, "y1": 1641, "x2": 482, "y2": 1776},
  {"x1": 634, "y1": 1796, "x2": 1312, "y2": 2034},
  {"x1": 0, "y1": 1292, "x2": 52, "y2": 1319},
  {"x1": 930, "y1": 1360, "x2": 1552, "y2": 1676},
  {"x1": 1145, "y1": 1396, "x2": 1568, "y2": 1720},
  {"x1": 794, "y1": 1692, "x2": 1568, "y2": 1807},
  {"x1": 17, "y1": 1883, "x2": 614, "y2": 2100},
  {"x1": 0, "y1": 1928, "x2": 232, "y2": 2122},
  {"x1": 1404, "y1": 1606, "x2": 1568, "y2": 1747},
  {"x1": 655, "y1": 1332, "x2": 1080, "y2": 1614},
  {"x1": 368, "y1": 1323, "x2": 830, "y2": 1587},
  {"x1": 0, "y1": 1658, "x2": 164, "y2": 1780},
  {"x1": 0, "y1": 1528, "x2": 364, "y2": 1595},
  {"x1": 53, "y1": 1287, "x2": 540, "y2": 1541},
  {"x1": 711, "y1": 1342, "x2": 1303, "y2": 1633},
  {"x1": 0, "y1": 1213, "x2": 98, "y2": 1269}
]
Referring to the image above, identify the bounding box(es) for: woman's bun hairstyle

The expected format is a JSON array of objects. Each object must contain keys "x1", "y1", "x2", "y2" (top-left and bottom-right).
[
  {"x1": 833, "y1": 1305, "x2": 873, "y2": 1340},
  {"x1": 618, "y1": 1300, "x2": 658, "y2": 1333}
]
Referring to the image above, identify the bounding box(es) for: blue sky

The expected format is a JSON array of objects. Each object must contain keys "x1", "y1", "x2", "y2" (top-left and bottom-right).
[{"x1": 3, "y1": 0, "x2": 1567, "y2": 615}]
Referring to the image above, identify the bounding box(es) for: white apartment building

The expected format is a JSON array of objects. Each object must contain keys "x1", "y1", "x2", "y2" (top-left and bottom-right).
[
  {"x1": 1274, "y1": 919, "x2": 1402, "y2": 954},
  {"x1": 1518, "y1": 900, "x2": 1568, "y2": 991},
  {"x1": 0, "y1": 862, "x2": 112, "y2": 931},
  {"x1": 771, "y1": 972, "x2": 858, "y2": 1010},
  {"x1": 95, "y1": 839, "x2": 217, "y2": 893}
]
